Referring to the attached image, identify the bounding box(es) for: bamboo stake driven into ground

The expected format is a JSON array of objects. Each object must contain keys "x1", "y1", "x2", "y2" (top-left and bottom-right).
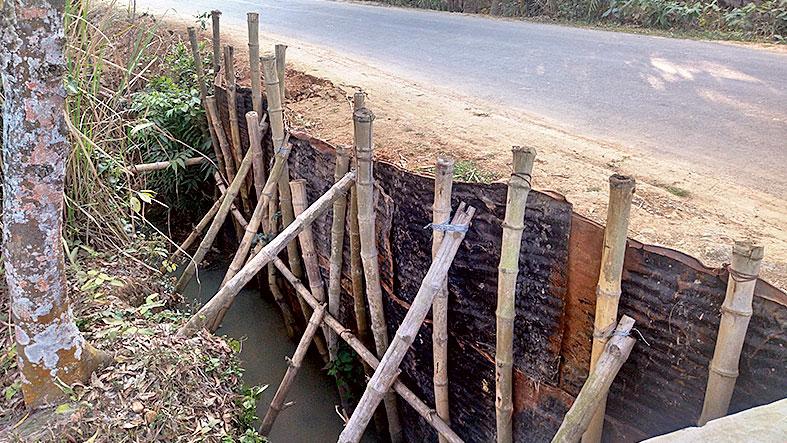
[
  {"x1": 273, "y1": 258, "x2": 464, "y2": 443},
  {"x1": 349, "y1": 92, "x2": 369, "y2": 346},
  {"x1": 246, "y1": 108, "x2": 266, "y2": 201},
  {"x1": 431, "y1": 157, "x2": 455, "y2": 443},
  {"x1": 698, "y1": 241, "x2": 764, "y2": 426},
  {"x1": 187, "y1": 27, "x2": 223, "y2": 177},
  {"x1": 353, "y1": 106, "x2": 403, "y2": 443},
  {"x1": 260, "y1": 303, "x2": 327, "y2": 436},
  {"x1": 290, "y1": 179, "x2": 331, "y2": 364},
  {"x1": 552, "y1": 316, "x2": 637, "y2": 443},
  {"x1": 205, "y1": 96, "x2": 236, "y2": 185},
  {"x1": 171, "y1": 196, "x2": 223, "y2": 261},
  {"x1": 495, "y1": 146, "x2": 537, "y2": 443},
  {"x1": 327, "y1": 145, "x2": 351, "y2": 360},
  {"x1": 174, "y1": 147, "x2": 255, "y2": 294},
  {"x1": 275, "y1": 44, "x2": 287, "y2": 102},
  {"x1": 215, "y1": 171, "x2": 247, "y2": 240},
  {"x1": 246, "y1": 13, "x2": 266, "y2": 199},
  {"x1": 177, "y1": 170, "x2": 357, "y2": 336},
  {"x1": 263, "y1": 187, "x2": 299, "y2": 338},
  {"x1": 339, "y1": 204, "x2": 476, "y2": 443},
  {"x1": 211, "y1": 10, "x2": 221, "y2": 74},
  {"x1": 582, "y1": 174, "x2": 636, "y2": 443},
  {"x1": 223, "y1": 45, "x2": 251, "y2": 214}
]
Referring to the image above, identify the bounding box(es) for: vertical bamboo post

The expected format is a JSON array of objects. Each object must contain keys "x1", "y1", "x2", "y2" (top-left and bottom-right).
[
  {"x1": 354, "y1": 106, "x2": 402, "y2": 443},
  {"x1": 290, "y1": 179, "x2": 331, "y2": 364},
  {"x1": 349, "y1": 92, "x2": 369, "y2": 345},
  {"x1": 210, "y1": 10, "x2": 221, "y2": 74},
  {"x1": 698, "y1": 241, "x2": 764, "y2": 426},
  {"x1": 260, "y1": 303, "x2": 327, "y2": 436},
  {"x1": 432, "y1": 157, "x2": 455, "y2": 443},
  {"x1": 582, "y1": 174, "x2": 636, "y2": 443},
  {"x1": 187, "y1": 27, "x2": 223, "y2": 177},
  {"x1": 247, "y1": 13, "x2": 265, "y2": 199},
  {"x1": 275, "y1": 44, "x2": 287, "y2": 102},
  {"x1": 552, "y1": 316, "x2": 637, "y2": 443},
  {"x1": 266, "y1": 187, "x2": 299, "y2": 339},
  {"x1": 223, "y1": 45, "x2": 251, "y2": 215},
  {"x1": 246, "y1": 109, "x2": 266, "y2": 201},
  {"x1": 495, "y1": 147, "x2": 537, "y2": 443},
  {"x1": 327, "y1": 146, "x2": 351, "y2": 360},
  {"x1": 205, "y1": 96, "x2": 236, "y2": 185},
  {"x1": 339, "y1": 205, "x2": 476, "y2": 443}
]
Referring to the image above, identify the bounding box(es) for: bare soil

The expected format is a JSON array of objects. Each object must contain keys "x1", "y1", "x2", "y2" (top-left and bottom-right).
[{"x1": 165, "y1": 16, "x2": 787, "y2": 291}]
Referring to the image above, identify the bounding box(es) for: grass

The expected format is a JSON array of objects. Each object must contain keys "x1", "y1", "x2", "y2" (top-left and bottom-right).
[
  {"x1": 665, "y1": 185, "x2": 690, "y2": 197},
  {"x1": 453, "y1": 160, "x2": 499, "y2": 183}
]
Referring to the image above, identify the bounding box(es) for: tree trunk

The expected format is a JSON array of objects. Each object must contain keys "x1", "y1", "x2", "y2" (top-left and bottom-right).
[{"x1": 1, "y1": 0, "x2": 108, "y2": 408}]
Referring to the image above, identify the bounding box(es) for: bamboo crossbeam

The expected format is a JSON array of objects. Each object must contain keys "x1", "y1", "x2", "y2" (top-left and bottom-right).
[
  {"x1": 339, "y1": 204, "x2": 475, "y2": 443},
  {"x1": 698, "y1": 241, "x2": 764, "y2": 426},
  {"x1": 328, "y1": 146, "x2": 351, "y2": 360},
  {"x1": 495, "y1": 146, "x2": 537, "y2": 443},
  {"x1": 174, "y1": 147, "x2": 255, "y2": 294},
  {"x1": 272, "y1": 259, "x2": 464, "y2": 443},
  {"x1": 171, "y1": 196, "x2": 223, "y2": 261},
  {"x1": 582, "y1": 174, "x2": 636, "y2": 443},
  {"x1": 223, "y1": 45, "x2": 251, "y2": 215},
  {"x1": 290, "y1": 179, "x2": 331, "y2": 364},
  {"x1": 210, "y1": 10, "x2": 221, "y2": 74},
  {"x1": 260, "y1": 303, "x2": 327, "y2": 436},
  {"x1": 128, "y1": 157, "x2": 206, "y2": 174},
  {"x1": 177, "y1": 170, "x2": 357, "y2": 336},
  {"x1": 552, "y1": 316, "x2": 637, "y2": 443},
  {"x1": 205, "y1": 96, "x2": 236, "y2": 184},
  {"x1": 353, "y1": 106, "x2": 402, "y2": 442},
  {"x1": 432, "y1": 157, "x2": 455, "y2": 442},
  {"x1": 187, "y1": 27, "x2": 223, "y2": 176}
]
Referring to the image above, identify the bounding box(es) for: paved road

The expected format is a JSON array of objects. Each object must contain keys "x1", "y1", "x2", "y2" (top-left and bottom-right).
[{"x1": 141, "y1": 0, "x2": 787, "y2": 195}]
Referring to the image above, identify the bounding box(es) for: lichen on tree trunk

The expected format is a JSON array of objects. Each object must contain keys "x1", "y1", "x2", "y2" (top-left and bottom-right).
[{"x1": 1, "y1": 0, "x2": 107, "y2": 408}]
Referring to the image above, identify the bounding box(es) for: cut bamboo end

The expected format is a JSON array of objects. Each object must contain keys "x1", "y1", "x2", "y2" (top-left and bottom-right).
[{"x1": 698, "y1": 240, "x2": 763, "y2": 426}]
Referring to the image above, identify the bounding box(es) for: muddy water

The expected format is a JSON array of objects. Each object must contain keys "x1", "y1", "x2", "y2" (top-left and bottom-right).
[{"x1": 183, "y1": 263, "x2": 346, "y2": 441}]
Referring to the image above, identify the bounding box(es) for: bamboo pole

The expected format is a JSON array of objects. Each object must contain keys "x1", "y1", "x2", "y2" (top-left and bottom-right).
[
  {"x1": 262, "y1": 187, "x2": 299, "y2": 339},
  {"x1": 210, "y1": 10, "x2": 221, "y2": 74},
  {"x1": 698, "y1": 241, "x2": 764, "y2": 426},
  {"x1": 327, "y1": 145, "x2": 351, "y2": 360},
  {"x1": 223, "y1": 45, "x2": 251, "y2": 215},
  {"x1": 260, "y1": 303, "x2": 327, "y2": 436},
  {"x1": 290, "y1": 179, "x2": 331, "y2": 364},
  {"x1": 246, "y1": 109, "x2": 266, "y2": 200},
  {"x1": 495, "y1": 146, "x2": 537, "y2": 443},
  {"x1": 353, "y1": 106, "x2": 403, "y2": 443},
  {"x1": 177, "y1": 170, "x2": 357, "y2": 336},
  {"x1": 339, "y1": 204, "x2": 476, "y2": 443},
  {"x1": 174, "y1": 147, "x2": 255, "y2": 294},
  {"x1": 128, "y1": 157, "x2": 206, "y2": 174},
  {"x1": 349, "y1": 93, "x2": 369, "y2": 346},
  {"x1": 552, "y1": 316, "x2": 637, "y2": 443},
  {"x1": 432, "y1": 157, "x2": 455, "y2": 443},
  {"x1": 247, "y1": 13, "x2": 262, "y2": 117},
  {"x1": 216, "y1": 172, "x2": 249, "y2": 230},
  {"x1": 275, "y1": 44, "x2": 287, "y2": 102},
  {"x1": 205, "y1": 96, "x2": 236, "y2": 184},
  {"x1": 273, "y1": 259, "x2": 464, "y2": 443},
  {"x1": 187, "y1": 27, "x2": 223, "y2": 177},
  {"x1": 582, "y1": 174, "x2": 636, "y2": 443},
  {"x1": 171, "y1": 196, "x2": 223, "y2": 261}
]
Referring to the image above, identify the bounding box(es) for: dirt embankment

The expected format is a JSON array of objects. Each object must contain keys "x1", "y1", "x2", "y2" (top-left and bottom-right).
[{"x1": 164, "y1": 16, "x2": 787, "y2": 291}]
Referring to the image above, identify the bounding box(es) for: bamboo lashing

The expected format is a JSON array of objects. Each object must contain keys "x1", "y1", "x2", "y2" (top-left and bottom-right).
[
  {"x1": 582, "y1": 174, "x2": 636, "y2": 443},
  {"x1": 173, "y1": 146, "x2": 255, "y2": 294},
  {"x1": 495, "y1": 146, "x2": 537, "y2": 443},
  {"x1": 339, "y1": 203, "x2": 476, "y2": 443},
  {"x1": 222, "y1": 45, "x2": 251, "y2": 215},
  {"x1": 205, "y1": 96, "x2": 236, "y2": 184},
  {"x1": 273, "y1": 258, "x2": 464, "y2": 443},
  {"x1": 353, "y1": 106, "x2": 403, "y2": 443},
  {"x1": 177, "y1": 170, "x2": 357, "y2": 336},
  {"x1": 187, "y1": 27, "x2": 223, "y2": 177},
  {"x1": 327, "y1": 145, "x2": 351, "y2": 361},
  {"x1": 698, "y1": 241, "x2": 764, "y2": 426},
  {"x1": 171, "y1": 196, "x2": 223, "y2": 261},
  {"x1": 552, "y1": 316, "x2": 637, "y2": 443},
  {"x1": 128, "y1": 157, "x2": 206, "y2": 174},
  {"x1": 210, "y1": 10, "x2": 221, "y2": 73},
  {"x1": 260, "y1": 303, "x2": 327, "y2": 436},
  {"x1": 432, "y1": 157, "x2": 455, "y2": 443},
  {"x1": 290, "y1": 179, "x2": 331, "y2": 364}
]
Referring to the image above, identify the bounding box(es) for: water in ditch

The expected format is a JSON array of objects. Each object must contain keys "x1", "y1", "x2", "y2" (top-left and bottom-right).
[{"x1": 182, "y1": 263, "x2": 346, "y2": 441}]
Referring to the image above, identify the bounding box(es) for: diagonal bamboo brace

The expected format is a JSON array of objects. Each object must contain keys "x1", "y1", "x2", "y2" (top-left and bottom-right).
[
  {"x1": 177, "y1": 170, "x2": 357, "y2": 336},
  {"x1": 339, "y1": 204, "x2": 476, "y2": 443}
]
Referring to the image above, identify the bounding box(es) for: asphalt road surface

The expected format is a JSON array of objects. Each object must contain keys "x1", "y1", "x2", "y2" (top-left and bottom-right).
[{"x1": 140, "y1": 0, "x2": 787, "y2": 195}]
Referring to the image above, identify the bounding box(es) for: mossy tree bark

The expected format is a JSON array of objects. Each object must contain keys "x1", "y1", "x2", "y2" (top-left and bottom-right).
[{"x1": 0, "y1": 0, "x2": 109, "y2": 408}]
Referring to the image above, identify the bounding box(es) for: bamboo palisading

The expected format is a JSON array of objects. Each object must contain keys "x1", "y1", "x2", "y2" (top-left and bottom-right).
[
  {"x1": 495, "y1": 146, "x2": 537, "y2": 443},
  {"x1": 552, "y1": 316, "x2": 637, "y2": 443},
  {"x1": 205, "y1": 96, "x2": 236, "y2": 184},
  {"x1": 290, "y1": 179, "x2": 331, "y2": 364},
  {"x1": 582, "y1": 174, "x2": 636, "y2": 443},
  {"x1": 432, "y1": 157, "x2": 455, "y2": 443},
  {"x1": 174, "y1": 147, "x2": 255, "y2": 294},
  {"x1": 273, "y1": 258, "x2": 464, "y2": 443},
  {"x1": 698, "y1": 241, "x2": 764, "y2": 426},
  {"x1": 171, "y1": 196, "x2": 223, "y2": 261},
  {"x1": 260, "y1": 303, "x2": 327, "y2": 436},
  {"x1": 328, "y1": 145, "x2": 351, "y2": 360},
  {"x1": 222, "y1": 45, "x2": 251, "y2": 214},
  {"x1": 353, "y1": 106, "x2": 403, "y2": 443},
  {"x1": 339, "y1": 204, "x2": 476, "y2": 443},
  {"x1": 210, "y1": 10, "x2": 221, "y2": 73},
  {"x1": 187, "y1": 27, "x2": 222, "y2": 175},
  {"x1": 177, "y1": 170, "x2": 357, "y2": 336}
]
